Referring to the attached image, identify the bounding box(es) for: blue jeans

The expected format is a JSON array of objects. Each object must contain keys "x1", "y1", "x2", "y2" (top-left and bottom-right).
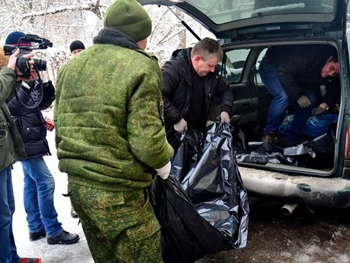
[
  {"x1": 259, "y1": 61, "x2": 316, "y2": 143},
  {"x1": 0, "y1": 167, "x2": 20, "y2": 263},
  {"x1": 259, "y1": 61, "x2": 290, "y2": 135},
  {"x1": 21, "y1": 157, "x2": 63, "y2": 237},
  {"x1": 287, "y1": 91, "x2": 316, "y2": 143}
]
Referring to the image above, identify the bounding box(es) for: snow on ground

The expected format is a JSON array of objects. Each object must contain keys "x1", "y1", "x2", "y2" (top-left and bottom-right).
[{"x1": 12, "y1": 109, "x2": 94, "y2": 263}]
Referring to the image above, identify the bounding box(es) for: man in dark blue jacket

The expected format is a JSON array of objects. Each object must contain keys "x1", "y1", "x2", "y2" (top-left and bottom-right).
[
  {"x1": 259, "y1": 44, "x2": 339, "y2": 145},
  {"x1": 6, "y1": 31, "x2": 79, "y2": 246}
]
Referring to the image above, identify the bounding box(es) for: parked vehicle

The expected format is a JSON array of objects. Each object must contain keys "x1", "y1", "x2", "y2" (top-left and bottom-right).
[{"x1": 137, "y1": 0, "x2": 350, "y2": 210}]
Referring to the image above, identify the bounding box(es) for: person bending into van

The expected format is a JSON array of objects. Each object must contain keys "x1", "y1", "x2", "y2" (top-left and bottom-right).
[
  {"x1": 162, "y1": 37, "x2": 234, "y2": 152},
  {"x1": 259, "y1": 45, "x2": 339, "y2": 146}
]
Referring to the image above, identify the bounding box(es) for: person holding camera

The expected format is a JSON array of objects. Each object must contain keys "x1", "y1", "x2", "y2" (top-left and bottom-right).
[
  {"x1": 0, "y1": 44, "x2": 42, "y2": 263},
  {"x1": 5, "y1": 31, "x2": 79, "y2": 246}
]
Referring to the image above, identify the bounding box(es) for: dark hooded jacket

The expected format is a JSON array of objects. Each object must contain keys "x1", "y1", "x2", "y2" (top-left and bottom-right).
[
  {"x1": 162, "y1": 48, "x2": 233, "y2": 150},
  {"x1": 7, "y1": 80, "x2": 55, "y2": 159},
  {"x1": 266, "y1": 44, "x2": 338, "y2": 102}
]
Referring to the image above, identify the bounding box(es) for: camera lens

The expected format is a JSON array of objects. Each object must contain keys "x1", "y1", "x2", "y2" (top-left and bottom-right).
[{"x1": 33, "y1": 58, "x2": 47, "y2": 71}]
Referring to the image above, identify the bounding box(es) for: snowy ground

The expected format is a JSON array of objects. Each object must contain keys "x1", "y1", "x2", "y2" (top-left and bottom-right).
[
  {"x1": 13, "y1": 110, "x2": 350, "y2": 263},
  {"x1": 12, "y1": 109, "x2": 95, "y2": 263}
]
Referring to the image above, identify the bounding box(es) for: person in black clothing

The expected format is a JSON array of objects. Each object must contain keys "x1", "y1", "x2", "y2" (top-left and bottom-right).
[
  {"x1": 5, "y1": 31, "x2": 79, "y2": 245},
  {"x1": 259, "y1": 44, "x2": 340, "y2": 145},
  {"x1": 162, "y1": 37, "x2": 234, "y2": 151},
  {"x1": 69, "y1": 40, "x2": 85, "y2": 57}
]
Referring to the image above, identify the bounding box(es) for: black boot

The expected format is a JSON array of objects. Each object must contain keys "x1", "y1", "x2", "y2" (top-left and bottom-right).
[
  {"x1": 47, "y1": 230, "x2": 80, "y2": 245},
  {"x1": 29, "y1": 229, "x2": 46, "y2": 241}
]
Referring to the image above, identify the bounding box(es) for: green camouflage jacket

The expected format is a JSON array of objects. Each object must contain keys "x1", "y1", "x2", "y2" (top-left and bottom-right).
[
  {"x1": 54, "y1": 30, "x2": 173, "y2": 190},
  {"x1": 0, "y1": 67, "x2": 26, "y2": 171}
]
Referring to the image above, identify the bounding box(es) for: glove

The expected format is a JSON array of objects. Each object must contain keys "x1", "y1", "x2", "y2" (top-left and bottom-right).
[
  {"x1": 174, "y1": 118, "x2": 187, "y2": 133},
  {"x1": 43, "y1": 80, "x2": 55, "y2": 98},
  {"x1": 220, "y1": 111, "x2": 230, "y2": 124},
  {"x1": 311, "y1": 107, "x2": 325, "y2": 116},
  {"x1": 155, "y1": 161, "x2": 171, "y2": 180},
  {"x1": 297, "y1": 95, "x2": 311, "y2": 108}
]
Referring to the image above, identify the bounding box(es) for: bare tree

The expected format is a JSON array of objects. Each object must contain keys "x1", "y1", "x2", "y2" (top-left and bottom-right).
[
  {"x1": 0, "y1": 1, "x2": 213, "y2": 80},
  {"x1": 1, "y1": 0, "x2": 108, "y2": 46}
]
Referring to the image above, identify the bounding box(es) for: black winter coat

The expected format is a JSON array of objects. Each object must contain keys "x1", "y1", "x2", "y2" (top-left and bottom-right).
[
  {"x1": 162, "y1": 48, "x2": 233, "y2": 150},
  {"x1": 7, "y1": 80, "x2": 55, "y2": 159},
  {"x1": 266, "y1": 44, "x2": 338, "y2": 101}
]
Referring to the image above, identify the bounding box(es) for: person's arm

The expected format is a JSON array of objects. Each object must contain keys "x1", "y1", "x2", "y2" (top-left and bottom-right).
[
  {"x1": 312, "y1": 76, "x2": 340, "y2": 115},
  {"x1": 216, "y1": 76, "x2": 233, "y2": 116},
  {"x1": 0, "y1": 50, "x2": 22, "y2": 105},
  {"x1": 0, "y1": 68, "x2": 16, "y2": 106},
  {"x1": 323, "y1": 76, "x2": 341, "y2": 110},
  {"x1": 127, "y1": 57, "x2": 174, "y2": 169},
  {"x1": 1, "y1": 49, "x2": 36, "y2": 106},
  {"x1": 161, "y1": 61, "x2": 183, "y2": 125},
  {"x1": 212, "y1": 74, "x2": 233, "y2": 124}
]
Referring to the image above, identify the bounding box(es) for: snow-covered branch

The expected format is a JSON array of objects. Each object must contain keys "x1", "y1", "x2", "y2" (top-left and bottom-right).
[{"x1": 21, "y1": 2, "x2": 107, "y2": 20}]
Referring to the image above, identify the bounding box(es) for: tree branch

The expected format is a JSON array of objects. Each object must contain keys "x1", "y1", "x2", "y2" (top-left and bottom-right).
[{"x1": 22, "y1": 2, "x2": 106, "y2": 20}]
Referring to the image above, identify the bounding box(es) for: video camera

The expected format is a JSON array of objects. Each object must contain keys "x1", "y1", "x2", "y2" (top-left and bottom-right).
[
  {"x1": 3, "y1": 34, "x2": 53, "y2": 109},
  {"x1": 3, "y1": 34, "x2": 53, "y2": 75}
]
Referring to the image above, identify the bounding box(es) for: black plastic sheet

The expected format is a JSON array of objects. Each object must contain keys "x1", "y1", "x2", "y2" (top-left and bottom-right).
[
  {"x1": 235, "y1": 123, "x2": 337, "y2": 168},
  {"x1": 150, "y1": 122, "x2": 249, "y2": 262},
  {"x1": 150, "y1": 176, "x2": 232, "y2": 263},
  {"x1": 172, "y1": 123, "x2": 249, "y2": 247}
]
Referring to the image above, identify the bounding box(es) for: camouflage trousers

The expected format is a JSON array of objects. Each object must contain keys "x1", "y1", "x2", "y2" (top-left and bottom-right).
[{"x1": 69, "y1": 182, "x2": 163, "y2": 263}]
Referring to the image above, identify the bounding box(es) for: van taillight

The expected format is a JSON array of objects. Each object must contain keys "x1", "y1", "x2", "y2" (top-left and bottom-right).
[{"x1": 346, "y1": 124, "x2": 350, "y2": 159}]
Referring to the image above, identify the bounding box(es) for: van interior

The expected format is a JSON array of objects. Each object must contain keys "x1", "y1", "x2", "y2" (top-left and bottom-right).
[{"x1": 209, "y1": 42, "x2": 341, "y2": 175}]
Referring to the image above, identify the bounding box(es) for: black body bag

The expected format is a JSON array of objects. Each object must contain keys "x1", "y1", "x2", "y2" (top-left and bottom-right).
[
  {"x1": 150, "y1": 176, "x2": 231, "y2": 263},
  {"x1": 150, "y1": 122, "x2": 249, "y2": 263}
]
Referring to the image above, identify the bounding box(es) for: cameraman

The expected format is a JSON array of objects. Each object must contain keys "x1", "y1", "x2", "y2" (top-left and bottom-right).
[
  {"x1": 5, "y1": 31, "x2": 79, "y2": 246},
  {"x1": 0, "y1": 47, "x2": 42, "y2": 263}
]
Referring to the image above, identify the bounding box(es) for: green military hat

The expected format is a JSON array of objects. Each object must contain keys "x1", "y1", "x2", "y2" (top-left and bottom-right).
[{"x1": 103, "y1": 0, "x2": 152, "y2": 42}]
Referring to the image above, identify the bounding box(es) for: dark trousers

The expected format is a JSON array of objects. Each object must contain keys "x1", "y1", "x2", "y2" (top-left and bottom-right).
[{"x1": 0, "y1": 166, "x2": 20, "y2": 263}]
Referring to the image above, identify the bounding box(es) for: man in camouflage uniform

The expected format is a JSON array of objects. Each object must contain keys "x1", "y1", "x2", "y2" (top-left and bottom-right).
[{"x1": 54, "y1": 0, "x2": 173, "y2": 262}]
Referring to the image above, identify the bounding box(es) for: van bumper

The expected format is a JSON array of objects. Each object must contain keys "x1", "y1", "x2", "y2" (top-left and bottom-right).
[{"x1": 239, "y1": 166, "x2": 350, "y2": 209}]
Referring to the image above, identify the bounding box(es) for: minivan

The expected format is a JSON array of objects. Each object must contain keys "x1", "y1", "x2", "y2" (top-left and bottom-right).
[{"x1": 137, "y1": 0, "x2": 350, "y2": 211}]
